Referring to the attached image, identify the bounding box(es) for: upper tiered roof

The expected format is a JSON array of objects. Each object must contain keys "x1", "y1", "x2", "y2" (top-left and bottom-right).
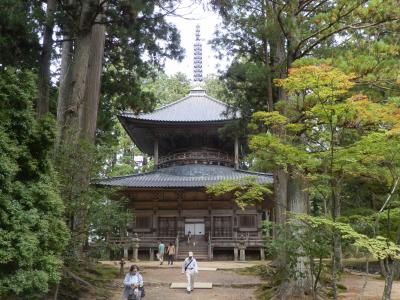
[{"x1": 119, "y1": 88, "x2": 237, "y2": 123}]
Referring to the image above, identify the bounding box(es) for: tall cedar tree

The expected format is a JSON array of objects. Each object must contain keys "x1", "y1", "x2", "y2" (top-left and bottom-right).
[{"x1": 55, "y1": 0, "x2": 184, "y2": 257}]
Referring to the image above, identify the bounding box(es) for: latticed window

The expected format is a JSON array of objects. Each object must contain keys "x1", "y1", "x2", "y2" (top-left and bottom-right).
[
  {"x1": 135, "y1": 216, "x2": 152, "y2": 229},
  {"x1": 238, "y1": 215, "x2": 257, "y2": 228},
  {"x1": 158, "y1": 217, "x2": 177, "y2": 237},
  {"x1": 213, "y1": 216, "x2": 232, "y2": 237}
]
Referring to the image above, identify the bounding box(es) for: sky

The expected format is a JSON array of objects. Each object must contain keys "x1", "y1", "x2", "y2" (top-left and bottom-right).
[{"x1": 164, "y1": 1, "x2": 229, "y2": 80}]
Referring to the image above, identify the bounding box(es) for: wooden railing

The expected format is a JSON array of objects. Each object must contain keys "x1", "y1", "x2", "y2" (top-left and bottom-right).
[
  {"x1": 158, "y1": 150, "x2": 234, "y2": 167},
  {"x1": 211, "y1": 235, "x2": 264, "y2": 247},
  {"x1": 107, "y1": 233, "x2": 264, "y2": 249}
]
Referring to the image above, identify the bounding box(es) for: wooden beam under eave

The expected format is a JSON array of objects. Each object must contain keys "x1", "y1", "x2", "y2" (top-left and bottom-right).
[
  {"x1": 154, "y1": 138, "x2": 159, "y2": 169},
  {"x1": 234, "y1": 136, "x2": 239, "y2": 169}
]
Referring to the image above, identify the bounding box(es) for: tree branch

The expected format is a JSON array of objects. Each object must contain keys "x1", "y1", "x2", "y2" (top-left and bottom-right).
[{"x1": 298, "y1": 17, "x2": 399, "y2": 58}]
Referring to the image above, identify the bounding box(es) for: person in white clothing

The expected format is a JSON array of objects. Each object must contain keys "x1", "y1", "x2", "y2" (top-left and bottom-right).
[
  {"x1": 181, "y1": 251, "x2": 198, "y2": 294},
  {"x1": 123, "y1": 265, "x2": 144, "y2": 300}
]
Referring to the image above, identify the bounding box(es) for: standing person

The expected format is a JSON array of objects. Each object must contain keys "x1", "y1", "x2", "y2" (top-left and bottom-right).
[
  {"x1": 167, "y1": 242, "x2": 176, "y2": 265},
  {"x1": 187, "y1": 230, "x2": 192, "y2": 245},
  {"x1": 123, "y1": 265, "x2": 144, "y2": 300},
  {"x1": 181, "y1": 251, "x2": 198, "y2": 294},
  {"x1": 157, "y1": 240, "x2": 165, "y2": 265}
]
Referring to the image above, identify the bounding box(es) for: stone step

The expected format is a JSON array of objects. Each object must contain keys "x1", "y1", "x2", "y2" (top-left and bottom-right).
[
  {"x1": 178, "y1": 248, "x2": 208, "y2": 251},
  {"x1": 176, "y1": 254, "x2": 208, "y2": 260},
  {"x1": 170, "y1": 282, "x2": 212, "y2": 289},
  {"x1": 178, "y1": 246, "x2": 208, "y2": 250},
  {"x1": 178, "y1": 250, "x2": 208, "y2": 253},
  {"x1": 178, "y1": 252, "x2": 208, "y2": 255}
]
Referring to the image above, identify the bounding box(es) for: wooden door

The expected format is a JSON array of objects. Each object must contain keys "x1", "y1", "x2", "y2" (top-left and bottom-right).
[
  {"x1": 213, "y1": 216, "x2": 232, "y2": 237},
  {"x1": 158, "y1": 217, "x2": 177, "y2": 237}
]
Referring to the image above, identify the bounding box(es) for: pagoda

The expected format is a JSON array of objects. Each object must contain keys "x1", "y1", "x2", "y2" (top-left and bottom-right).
[{"x1": 96, "y1": 26, "x2": 273, "y2": 261}]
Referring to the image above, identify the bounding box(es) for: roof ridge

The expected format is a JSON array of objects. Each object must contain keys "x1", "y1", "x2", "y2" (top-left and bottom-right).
[
  {"x1": 152, "y1": 92, "x2": 229, "y2": 113},
  {"x1": 204, "y1": 94, "x2": 229, "y2": 107},
  {"x1": 235, "y1": 169, "x2": 273, "y2": 176},
  {"x1": 151, "y1": 94, "x2": 191, "y2": 112},
  {"x1": 120, "y1": 95, "x2": 192, "y2": 117},
  {"x1": 93, "y1": 170, "x2": 157, "y2": 182}
]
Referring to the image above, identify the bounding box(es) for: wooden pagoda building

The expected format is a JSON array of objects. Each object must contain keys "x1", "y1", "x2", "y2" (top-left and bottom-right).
[{"x1": 97, "y1": 87, "x2": 273, "y2": 261}]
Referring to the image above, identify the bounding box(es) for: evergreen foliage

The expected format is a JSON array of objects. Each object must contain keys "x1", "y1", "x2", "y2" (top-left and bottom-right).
[{"x1": 0, "y1": 69, "x2": 69, "y2": 299}]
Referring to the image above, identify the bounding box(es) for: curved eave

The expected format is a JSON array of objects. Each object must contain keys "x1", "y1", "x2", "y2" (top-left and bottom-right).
[
  {"x1": 118, "y1": 114, "x2": 238, "y2": 126},
  {"x1": 94, "y1": 165, "x2": 273, "y2": 189},
  {"x1": 118, "y1": 115, "x2": 239, "y2": 155}
]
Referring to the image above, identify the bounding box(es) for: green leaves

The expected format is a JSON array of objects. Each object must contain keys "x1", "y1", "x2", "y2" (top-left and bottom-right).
[
  {"x1": 207, "y1": 177, "x2": 272, "y2": 210},
  {"x1": 297, "y1": 214, "x2": 400, "y2": 260},
  {"x1": 0, "y1": 69, "x2": 68, "y2": 299},
  {"x1": 276, "y1": 65, "x2": 355, "y2": 100}
]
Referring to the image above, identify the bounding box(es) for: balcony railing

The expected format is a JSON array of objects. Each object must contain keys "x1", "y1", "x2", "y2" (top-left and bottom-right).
[{"x1": 158, "y1": 150, "x2": 234, "y2": 168}]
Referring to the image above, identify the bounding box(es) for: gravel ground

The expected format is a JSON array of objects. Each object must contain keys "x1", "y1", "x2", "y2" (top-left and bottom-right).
[
  {"x1": 339, "y1": 274, "x2": 400, "y2": 300},
  {"x1": 99, "y1": 261, "x2": 400, "y2": 300},
  {"x1": 109, "y1": 265, "x2": 260, "y2": 300},
  {"x1": 110, "y1": 285, "x2": 257, "y2": 300}
]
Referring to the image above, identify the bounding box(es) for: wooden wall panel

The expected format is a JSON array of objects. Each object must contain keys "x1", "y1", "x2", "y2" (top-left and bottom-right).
[
  {"x1": 183, "y1": 191, "x2": 207, "y2": 201},
  {"x1": 158, "y1": 201, "x2": 178, "y2": 209},
  {"x1": 211, "y1": 201, "x2": 231, "y2": 209},
  {"x1": 182, "y1": 200, "x2": 208, "y2": 209},
  {"x1": 162, "y1": 191, "x2": 177, "y2": 201},
  {"x1": 131, "y1": 201, "x2": 154, "y2": 209},
  {"x1": 132, "y1": 191, "x2": 156, "y2": 201}
]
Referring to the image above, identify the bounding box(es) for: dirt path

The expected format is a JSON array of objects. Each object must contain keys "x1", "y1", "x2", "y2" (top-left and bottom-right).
[
  {"x1": 339, "y1": 273, "x2": 400, "y2": 300},
  {"x1": 108, "y1": 263, "x2": 260, "y2": 300},
  {"x1": 102, "y1": 261, "x2": 400, "y2": 300}
]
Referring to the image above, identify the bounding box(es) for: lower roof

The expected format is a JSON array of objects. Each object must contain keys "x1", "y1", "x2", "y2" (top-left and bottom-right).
[{"x1": 95, "y1": 164, "x2": 272, "y2": 188}]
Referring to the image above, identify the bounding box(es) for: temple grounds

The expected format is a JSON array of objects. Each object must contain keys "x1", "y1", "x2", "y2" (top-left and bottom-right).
[{"x1": 96, "y1": 261, "x2": 400, "y2": 300}]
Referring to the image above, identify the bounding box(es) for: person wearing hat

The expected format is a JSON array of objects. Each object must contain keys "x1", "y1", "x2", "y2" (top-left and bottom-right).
[{"x1": 181, "y1": 251, "x2": 198, "y2": 294}]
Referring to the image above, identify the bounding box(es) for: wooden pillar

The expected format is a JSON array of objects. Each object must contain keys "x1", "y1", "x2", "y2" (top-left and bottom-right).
[
  {"x1": 234, "y1": 136, "x2": 239, "y2": 169},
  {"x1": 234, "y1": 247, "x2": 238, "y2": 261},
  {"x1": 260, "y1": 247, "x2": 265, "y2": 260},
  {"x1": 154, "y1": 138, "x2": 159, "y2": 169},
  {"x1": 149, "y1": 248, "x2": 154, "y2": 261},
  {"x1": 239, "y1": 247, "x2": 246, "y2": 261},
  {"x1": 132, "y1": 237, "x2": 139, "y2": 261}
]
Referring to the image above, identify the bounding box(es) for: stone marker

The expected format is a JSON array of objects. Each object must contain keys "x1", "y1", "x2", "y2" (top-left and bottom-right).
[
  {"x1": 198, "y1": 267, "x2": 217, "y2": 271},
  {"x1": 170, "y1": 282, "x2": 212, "y2": 289}
]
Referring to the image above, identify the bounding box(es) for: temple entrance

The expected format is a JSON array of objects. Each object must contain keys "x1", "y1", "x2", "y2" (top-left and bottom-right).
[
  {"x1": 184, "y1": 218, "x2": 205, "y2": 236},
  {"x1": 184, "y1": 223, "x2": 205, "y2": 236}
]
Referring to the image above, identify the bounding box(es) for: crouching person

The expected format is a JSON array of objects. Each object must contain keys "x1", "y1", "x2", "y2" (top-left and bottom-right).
[
  {"x1": 123, "y1": 265, "x2": 144, "y2": 300},
  {"x1": 181, "y1": 251, "x2": 198, "y2": 294}
]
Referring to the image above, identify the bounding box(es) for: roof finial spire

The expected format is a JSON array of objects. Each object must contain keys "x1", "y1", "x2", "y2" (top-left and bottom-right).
[{"x1": 193, "y1": 24, "x2": 203, "y2": 82}]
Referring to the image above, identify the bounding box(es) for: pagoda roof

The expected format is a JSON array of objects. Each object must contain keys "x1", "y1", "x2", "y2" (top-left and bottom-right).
[
  {"x1": 95, "y1": 164, "x2": 272, "y2": 188},
  {"x1": 120, "y1": 88, "x2": 238, "y2": 123}
]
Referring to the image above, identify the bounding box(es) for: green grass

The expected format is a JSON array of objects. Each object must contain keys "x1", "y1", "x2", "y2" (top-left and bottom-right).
[
  {"x1": 58, "y1": 262, "x2": 120, "y2": 299},
  {"x1": 234, "y1": 264, "x2": 272, "y2": 280}
]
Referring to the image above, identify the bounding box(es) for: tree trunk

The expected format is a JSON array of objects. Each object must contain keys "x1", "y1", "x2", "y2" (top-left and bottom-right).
[
  {"x1": 381, "y1": 222, "x2": 400, "y2": 299},
  {"x1": 274, "y1": 168, "x2": 288, "y2": 226},
  {"x1": 55, "y1": 0, "x2": 99, "y2": 259},
  {"x1": 79, "y1": 14, "x2": 106, "y2": 142},
  {"x1": 60, "y1": 31, "x2": 93, "y2": 144},
  {"x1": 381, "y1": 258, "x2": 394, "y2": 300},
  {"x1": 37, "y1": 0, "x2": 56, "y2": 117},
  {"x1": 286, "y1": 174, "x2": 312, "y2": 296},
  {"x1": 57, "y1": 38, "x2": 73, "y2": 140},
  {"x1": 261, "y1": 0, "x2": 274, "y2": 112}
]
